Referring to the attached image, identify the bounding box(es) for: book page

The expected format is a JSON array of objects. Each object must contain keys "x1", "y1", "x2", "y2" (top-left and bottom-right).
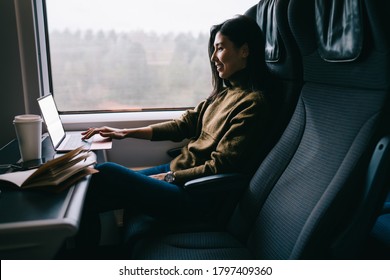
[
  {"x1": 27, "y1": 146, "x2": 85, "y2": 181},
  {"x1": 23, "y1": 159, "x2": 96, "y2": 188},
  {"x1": 0, "y1": 169, "x2": 36, "y2": 187},
  {"x1": 0, "y1": 148, "x2": 97, "y2": 190}
]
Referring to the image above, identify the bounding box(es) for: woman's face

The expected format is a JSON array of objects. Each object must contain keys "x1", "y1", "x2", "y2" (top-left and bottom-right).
[{"x1": 211, "y1": 31, "x2": 248, "y2": 80}]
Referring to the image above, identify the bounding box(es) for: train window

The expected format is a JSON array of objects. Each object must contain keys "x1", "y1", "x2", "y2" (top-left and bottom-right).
[{"x1": 44, "y1": 0, "x2": 258, "y2": 112}]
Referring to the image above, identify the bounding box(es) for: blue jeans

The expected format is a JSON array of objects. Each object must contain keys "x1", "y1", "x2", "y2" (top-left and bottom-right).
[{"x1": 77, "y1": 162, "x2": 214, "y2": 249}]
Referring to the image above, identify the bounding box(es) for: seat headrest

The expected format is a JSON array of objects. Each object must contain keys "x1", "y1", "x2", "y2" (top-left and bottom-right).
[
  {"x1": 289, "y1": 0, "x2": 390, "y2": 89},
  {"x1": 315, "y1": 0, "x2": 363, "y2": 62},
  {"x1": 252, "y1": 0, "x2": 302, "y2": 81},
  {"x1": 256, "y1": 0, "x2": 281, "y2": 63}
]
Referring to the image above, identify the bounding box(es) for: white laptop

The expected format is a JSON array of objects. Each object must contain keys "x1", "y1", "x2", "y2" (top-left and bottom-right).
[{"x1": 37, "y1": 94, "x2": 112, "y2": 152}]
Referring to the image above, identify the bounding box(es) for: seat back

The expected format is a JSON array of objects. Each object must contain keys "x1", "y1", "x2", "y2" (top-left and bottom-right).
[
  {"x1": 246, "y1": 0, "x2": 302, "y2": 162},
  {"x1": 227, "y1": 0, "x2": 390, "y2": 259}
]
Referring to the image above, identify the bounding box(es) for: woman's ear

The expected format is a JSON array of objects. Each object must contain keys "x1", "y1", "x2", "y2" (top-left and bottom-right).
[{"x1": 241, "y1": 43, "x2": 249, "y2": 58}]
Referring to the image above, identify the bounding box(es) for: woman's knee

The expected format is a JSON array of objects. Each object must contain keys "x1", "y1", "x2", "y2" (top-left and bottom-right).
[
  {"x1": 91, "y1": 162, "x2": 130, "y2": 183},
  {"x1": 85, "y1": 162, "x2": 130, "y2": 211},
  {"x1": 89, "y1": 162, "x2": 146, "y2": 193},
  {"x1": 87, "y1": 162, "x2": 126, "y2": 195},
  {"x1": 95, "y1": 162, "x2": 124, "y2": 173}
]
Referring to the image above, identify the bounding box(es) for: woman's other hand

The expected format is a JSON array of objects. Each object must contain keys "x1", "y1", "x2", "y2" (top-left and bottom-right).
[{"x1": 149, "y1": 173, "x2": 167, "y2": 181}]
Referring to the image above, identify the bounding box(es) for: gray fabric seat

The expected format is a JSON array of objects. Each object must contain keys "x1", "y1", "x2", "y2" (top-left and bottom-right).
[
  {"x1": 133, "y1": 232, "x2": 251, "y2": 260},
  {"x1": 130, "y1": 0, "x2": 390, "y2": 259}
]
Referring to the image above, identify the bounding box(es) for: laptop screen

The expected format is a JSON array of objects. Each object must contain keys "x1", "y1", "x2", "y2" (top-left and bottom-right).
[{"x1": 37, "y1": 95, "x2": 66, "y2": 148}]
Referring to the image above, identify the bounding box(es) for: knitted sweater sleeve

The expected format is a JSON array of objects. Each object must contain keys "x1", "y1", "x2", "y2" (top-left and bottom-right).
[{"x1": 149, "y1": 100, "x2": 207, "y2": 142}]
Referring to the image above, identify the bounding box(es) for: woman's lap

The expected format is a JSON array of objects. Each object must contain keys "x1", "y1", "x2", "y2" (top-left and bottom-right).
[{"x1": 84, "y1": 162, "x2": 185, "y2": 216}]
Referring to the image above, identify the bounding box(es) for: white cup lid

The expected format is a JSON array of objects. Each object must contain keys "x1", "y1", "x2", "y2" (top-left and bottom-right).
[{"x1": 13, "y1": 114, "x2": 42, "y2": 123}]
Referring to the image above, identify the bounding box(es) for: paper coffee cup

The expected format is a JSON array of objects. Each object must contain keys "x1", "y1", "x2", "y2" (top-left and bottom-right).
[{"x1": 13, "y1": 114, "x2": 42, "y2": 162}]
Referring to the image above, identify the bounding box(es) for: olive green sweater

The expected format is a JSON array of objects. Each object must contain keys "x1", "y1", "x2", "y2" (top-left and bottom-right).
[{"x1": 150, "y1": 87, "x2": 269, "y2": 184}]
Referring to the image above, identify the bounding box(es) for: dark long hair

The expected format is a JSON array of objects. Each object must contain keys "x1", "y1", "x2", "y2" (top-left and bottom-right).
[{"x1": 208, "y1": 15, "x2": 267, "y2": 101}]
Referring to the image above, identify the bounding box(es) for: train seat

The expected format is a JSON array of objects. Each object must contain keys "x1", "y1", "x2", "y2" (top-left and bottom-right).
[{"x1": 129, "y1": 0, "x2": 390, "y2": 259}]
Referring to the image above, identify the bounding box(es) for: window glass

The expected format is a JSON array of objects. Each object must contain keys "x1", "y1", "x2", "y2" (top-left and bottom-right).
[{"x1": 45, "y1": 0, "x2": 258, "y2": 111}]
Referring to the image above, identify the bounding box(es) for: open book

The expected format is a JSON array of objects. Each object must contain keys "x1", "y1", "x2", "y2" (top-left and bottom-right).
[{"x1": 0, "y1": 147, "x2": 98, "y2": 192}]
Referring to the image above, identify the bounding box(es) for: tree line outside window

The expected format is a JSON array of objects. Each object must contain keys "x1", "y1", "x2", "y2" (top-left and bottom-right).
[{"x1": 50, "y1": 29, "x2": 211, "y2": 111}]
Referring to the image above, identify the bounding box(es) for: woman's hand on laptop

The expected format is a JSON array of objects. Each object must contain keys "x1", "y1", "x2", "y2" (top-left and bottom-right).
[
  {"x1": 82, "y1": 126, "x2": 153, "y2": 140},
  {"x1": 82, "y1": 126, "x2": 127, "y2": 140}
]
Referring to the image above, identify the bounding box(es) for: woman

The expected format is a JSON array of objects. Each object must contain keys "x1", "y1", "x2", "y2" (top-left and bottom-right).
[{"x1": 78, "y1": 15, "x2": 269, "y2": 250}]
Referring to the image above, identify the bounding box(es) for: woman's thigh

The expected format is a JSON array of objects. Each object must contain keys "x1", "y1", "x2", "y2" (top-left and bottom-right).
[
  {"x1": 85, "y1": 162, "x2": 184, "y2": 216},
  {"x1": 136, "y1": 163, "x2": 170, "y2": 176}
]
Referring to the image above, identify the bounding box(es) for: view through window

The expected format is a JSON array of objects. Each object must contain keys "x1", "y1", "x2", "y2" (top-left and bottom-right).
[{"x1": 45, "y1": 0, "x2": 258, "y2": 111}]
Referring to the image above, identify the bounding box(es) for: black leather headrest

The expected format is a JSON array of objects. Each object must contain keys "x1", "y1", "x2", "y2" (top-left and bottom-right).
[
  {"x1": 257, "y1": 0, "x2": 281, "y2": 63},
  {"x1": 315, "y1": 0, "x2": 363, "y2": 62},
  {"x1": 290, "y1": 0, "x2": 389, "y2": 89}
]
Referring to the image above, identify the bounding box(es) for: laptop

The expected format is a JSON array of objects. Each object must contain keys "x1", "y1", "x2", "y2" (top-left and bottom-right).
[{"x1": 37, "y1": 94, "x2": 112, "y2": 152}]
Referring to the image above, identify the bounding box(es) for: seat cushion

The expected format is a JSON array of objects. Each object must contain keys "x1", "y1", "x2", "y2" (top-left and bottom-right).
[
  {"x1": 371, "y1": 214, "x2": 390, "y2": 248},
  {"x1": 131, "y1": 232, "x2": 252, "y2": 260}
]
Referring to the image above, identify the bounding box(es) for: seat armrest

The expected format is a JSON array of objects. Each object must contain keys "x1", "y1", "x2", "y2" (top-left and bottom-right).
[{"x1": 183, "y1": 173, "x2": 249, "y2": 193}]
